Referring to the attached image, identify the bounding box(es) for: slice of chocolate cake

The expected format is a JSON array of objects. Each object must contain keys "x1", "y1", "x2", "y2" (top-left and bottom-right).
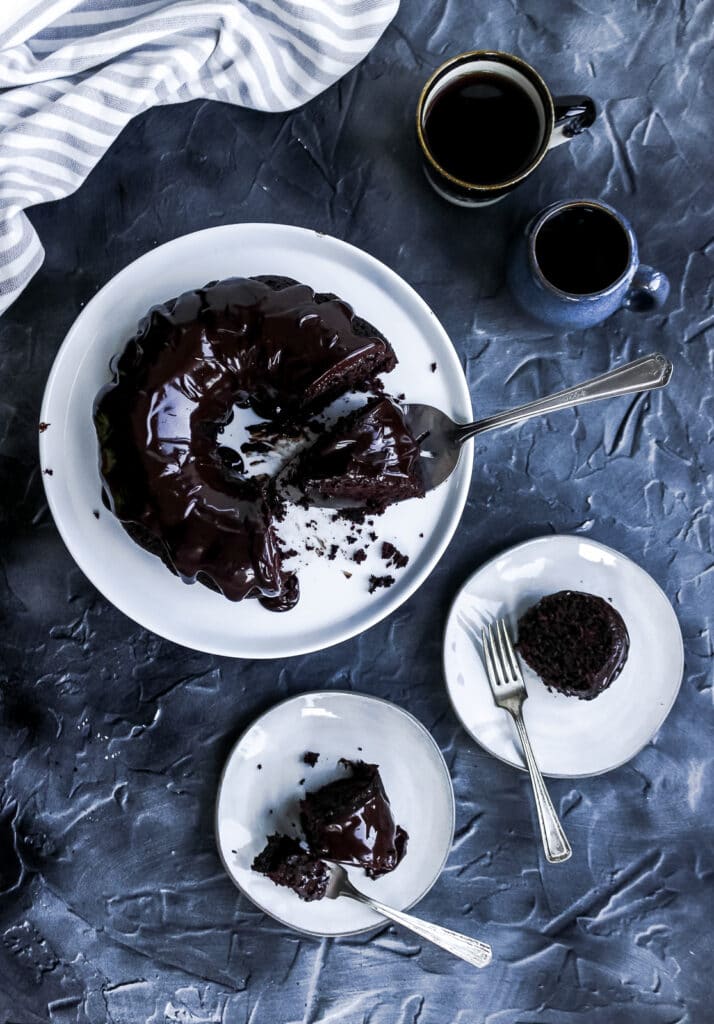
[
  {"x1": 299, "y1": 760, "x2": 408, "y2": 878},
  {"x1": 294, "y1": 397, "x2": 425, "y2": 512},
  {"x1": 517, "y1": 590, "x2": 630, "y2": 700},
  {"x1": 251, "y1": 834, "x2": 329, "y2": 901}
]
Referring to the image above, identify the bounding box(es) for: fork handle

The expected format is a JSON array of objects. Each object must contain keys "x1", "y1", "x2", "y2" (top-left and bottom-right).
[
  {"x1": 343, "y1": 890, "x2": 492, "y2": 968},
  {"x1": 454, "y1": 353, "x2": 672, "y2": 443},
  {"x1": 510, "y1": 710, "x2": 572, "y2": 864}
]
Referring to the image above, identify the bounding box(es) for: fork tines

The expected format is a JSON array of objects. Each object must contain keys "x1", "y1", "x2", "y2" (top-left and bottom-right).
[{"x1": 482, "y1": 618, "x2": 522, "y2": 690}]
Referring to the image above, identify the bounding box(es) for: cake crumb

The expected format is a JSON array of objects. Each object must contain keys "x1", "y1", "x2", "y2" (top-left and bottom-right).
[
  {"x1": 381, "y1": 541, "x2": 408, "y2": 569},
  {"x1": 328, "y1": 544, "x2": 339, "y2": 561},
  {"x1": 368, "y1": 574, "x2": 395, "y2": 594},
  {"x1": 39, "y1": 422, "x2": 50, "y2": 432},
  {"x1": 93, "y1": 510, "x2": 100, "y2": 519},
  {"x1": 352, "y1": 548, "x2": 367, "y2": 564},
  {"x1": 342, "y1": 570, "x2": 353, "y2": 579},
  {"x1": 430, "y1": 362, "x2": 437, "y2": 373},
  {"x1": 44, "y1": 468, "x2": 53, "y2": 476},
  {"x1": 303, "y1": 751, "x2": 320, "y2": 767}
]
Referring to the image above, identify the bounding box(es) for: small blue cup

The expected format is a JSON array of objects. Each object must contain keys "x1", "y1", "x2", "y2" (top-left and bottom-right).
[{"x1": 507, "y1": 198, "x2": 669, "y2": 329}]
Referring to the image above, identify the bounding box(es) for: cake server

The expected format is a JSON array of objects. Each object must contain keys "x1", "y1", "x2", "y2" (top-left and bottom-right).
[
  {"x1": 324, "y1": 861, "x2": 492, "y2": 968},
  {"x1": 404, "y1": 352, "x2": 672, "y2": 491},
  {"x1": 479, "y1": 617, "x2": 571, "y2": 864}
]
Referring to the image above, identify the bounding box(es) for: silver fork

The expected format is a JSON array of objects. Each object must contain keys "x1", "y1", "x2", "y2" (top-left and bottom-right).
[
  {"x1": 481, "y1": 619, "x2": 572, "y2": 864},
  {"x1": 324, "y1": 861, "x2": 492, "y2": 968}
]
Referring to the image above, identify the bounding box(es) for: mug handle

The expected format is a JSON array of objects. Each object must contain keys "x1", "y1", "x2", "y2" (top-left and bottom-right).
[
  {"x1": 549, "y1": 95, "x2": 597, "y2": 147},
  {"x1": 623, "y1": 265, "x2": 670, "y2": 312}
]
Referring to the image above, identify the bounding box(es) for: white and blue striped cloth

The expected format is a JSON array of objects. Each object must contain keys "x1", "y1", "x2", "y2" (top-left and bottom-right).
[{"x1": 0, "y1": 0, "x2": 398, "y2": 315}]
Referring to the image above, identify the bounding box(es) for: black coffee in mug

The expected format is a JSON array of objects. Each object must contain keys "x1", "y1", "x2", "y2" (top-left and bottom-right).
[
  {"x1": 423, "y1": 71, "x2": 542, "y2": 186},
  {"x1": 417, "y1": 51, "x2": 597, "y2": 207},
  {"x1": 535, "y1": 203, "x2": 631, "y2": 294}
]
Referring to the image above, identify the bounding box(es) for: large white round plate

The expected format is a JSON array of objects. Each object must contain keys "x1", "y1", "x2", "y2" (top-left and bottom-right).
[
  {"x1": 444, "y1": 535, "x2": 683, "y2": 777},
  {"x1": 215, "y1": 691, "x2": 455, "y2": 936},
  {"x1": 40, "y1": 224, "x2": 472, "y2": 658}
]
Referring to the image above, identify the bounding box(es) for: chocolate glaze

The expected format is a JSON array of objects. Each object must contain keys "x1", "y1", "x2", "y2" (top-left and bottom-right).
[
  {"x1": 517, "y1": 590, "x2": 630, "y2": 700},
  {"x1": 251, "y1": 834, "x2": 329, "y2": 902},
  {"x1": 295, "y1": 397, "x2": 425, "y2": 511},
  {"x1": 94, "y1": 276, "x2": 396, "y2": 610},
  {"x1": 300, "y1": 760, "x2": 408, "y2": 878}
]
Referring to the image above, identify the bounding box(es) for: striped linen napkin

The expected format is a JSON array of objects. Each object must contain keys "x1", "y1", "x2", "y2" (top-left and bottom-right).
[{"x1": 0, "y1": 0, "x2": 398, "y2": 316}]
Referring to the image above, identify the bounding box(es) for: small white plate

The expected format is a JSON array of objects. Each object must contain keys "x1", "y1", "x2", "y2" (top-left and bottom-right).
[
  {"x1": 215, "y1": 691, "x2": 455, "y2": 937},
  {"x1": 39, "y1": 224, "x2": 472, "y2": 659},
  {"x1": 444, "y1": 535, "x2": 683, "y2": 778}
]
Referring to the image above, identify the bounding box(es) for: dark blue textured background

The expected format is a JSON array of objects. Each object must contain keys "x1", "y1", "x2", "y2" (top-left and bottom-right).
[{"x1": 1, "y1": 2, "x2": 713, "y2": 1021}]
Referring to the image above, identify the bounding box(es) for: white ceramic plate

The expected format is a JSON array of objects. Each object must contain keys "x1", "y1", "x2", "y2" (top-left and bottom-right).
[
  {"x1": 215, "y1": 691, "x2": 455, "y2": 936},
  {"x1": 39, "y1": 224, "x2": 472, "y2": 658},
  {"x1": 444, "y1": 535, "x2": 683, "y2": 777}
]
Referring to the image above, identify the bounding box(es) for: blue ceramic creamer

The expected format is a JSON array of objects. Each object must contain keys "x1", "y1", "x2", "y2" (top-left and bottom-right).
[{"x1": 507, "y1": 199, "x2": 669, "y2": 328}]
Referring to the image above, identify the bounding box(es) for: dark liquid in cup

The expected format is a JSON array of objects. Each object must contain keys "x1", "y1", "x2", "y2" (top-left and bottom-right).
[
  {"x1": 535, "y1": 205, "x2": 630, "y2": 294},
  {"x1": 423, "y1": 72, "x2": 542, "y2": 186}
]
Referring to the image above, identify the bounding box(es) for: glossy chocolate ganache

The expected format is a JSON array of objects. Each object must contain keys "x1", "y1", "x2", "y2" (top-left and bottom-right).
[
  {"x1": 517, "y1": 590, "x2": 630, "y2": 699},
  {"x1": 94, "y1": 276, "x2": 398, "y2": 611},
  {"x1": 300, "y1": 760, "x2": 408, "y2": 879}
]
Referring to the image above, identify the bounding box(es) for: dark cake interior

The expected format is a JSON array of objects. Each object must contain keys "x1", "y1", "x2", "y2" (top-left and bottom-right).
[
  {"x1": 293, "y1": 397, "x2": 425, "y2": 512},
  {"x1": 300, "y1": 760, "x2": 408, "y2": 879},
  {"x1": 94, "y1": 276, "x2": 399, "y2": 611},
  {"x1": 251, "y1": 834, "x2": 329, "y2": 902},
  {"x1": 517, "y1": 590, "x2": 630, "y2": 700}
]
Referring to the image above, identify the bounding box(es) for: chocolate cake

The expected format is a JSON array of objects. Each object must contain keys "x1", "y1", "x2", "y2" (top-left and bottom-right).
[
  {"x1": 94, "y1": 276, "x2": 396, "y2": 610},
  {"x1": 251, "y1": 834, "x2": 329, "y2": 902},
  {"x1": 517, "y1": 590, "x2": 630, "y2": 700},
  {"x1": 300, "y1": 760, "x2": 408, "y2": 878},
  {"x1": 293, "y1": 397, "x2": 425, "y2": 511}
]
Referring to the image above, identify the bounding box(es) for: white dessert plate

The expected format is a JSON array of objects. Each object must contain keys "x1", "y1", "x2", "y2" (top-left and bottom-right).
[
  {"x1": 39, "y1": 224, "x2": 472, "y2": 658},
  {"x1": 215, "y1": 691, "x2": 455, "y2": 937},
  {"x1": 444, "y1": 535, "x2": 684, "y2": 777}
]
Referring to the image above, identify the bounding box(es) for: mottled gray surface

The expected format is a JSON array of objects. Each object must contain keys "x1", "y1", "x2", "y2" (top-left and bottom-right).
[{"x1": 1, "y1": 1, "x2": 713, "y2": 1021}]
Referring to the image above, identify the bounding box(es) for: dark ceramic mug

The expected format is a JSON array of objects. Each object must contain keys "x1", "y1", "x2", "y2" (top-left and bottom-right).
[
  {"x1": 416, "y1": 50, "x2": 596, "y2": 207},
  {"x1": 506, "y1": 198, "x2": 670, "y2": 328}
]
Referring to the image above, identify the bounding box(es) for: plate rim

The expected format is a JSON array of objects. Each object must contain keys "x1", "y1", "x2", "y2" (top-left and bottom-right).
[
  {"x1": 442, "y1": 533, "x2": 684, "y2": 779},
  {"x1": 39, "y1": 223, "x2": 474, "y2": 659},
  {"x1": 214, "y1": 689, "x2": 456, "y2": 938}
]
